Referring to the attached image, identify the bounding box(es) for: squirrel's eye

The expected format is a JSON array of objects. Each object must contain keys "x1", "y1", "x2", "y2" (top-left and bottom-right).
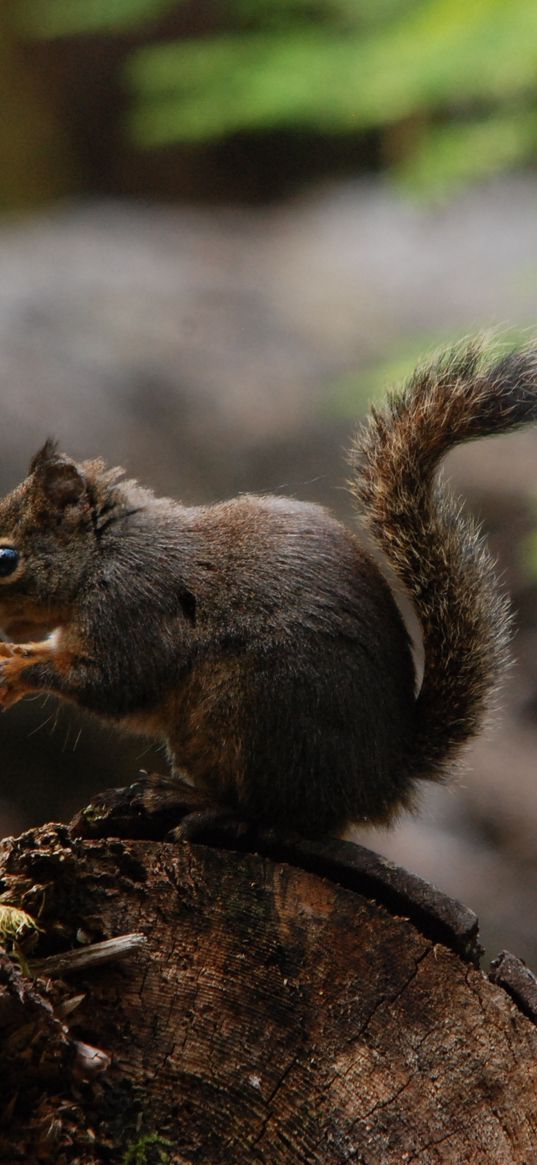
[{"x1": 0, "y1": 548, "x2": 19, "y2": 578}]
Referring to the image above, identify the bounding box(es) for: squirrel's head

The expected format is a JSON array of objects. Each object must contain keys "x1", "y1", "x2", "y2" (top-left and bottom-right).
[{"x1": 0, "y1": 441, "x2": 123, "y2": 640}]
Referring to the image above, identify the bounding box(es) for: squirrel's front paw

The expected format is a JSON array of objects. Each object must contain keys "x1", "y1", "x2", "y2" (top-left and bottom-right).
[
  {"x1": 0, "y1": 641, "x2": 36, "y2": 658},
  {"x1": 0, "y1": 654, "x2": 31, "y2": 708}
]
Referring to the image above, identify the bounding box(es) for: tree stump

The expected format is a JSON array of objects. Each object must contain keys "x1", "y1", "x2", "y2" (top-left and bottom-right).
[{"x1": 0, "y1": 815, "x2": 536, "y2": 1164}]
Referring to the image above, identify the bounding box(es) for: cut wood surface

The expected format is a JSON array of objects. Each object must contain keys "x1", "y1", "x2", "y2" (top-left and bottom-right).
[{"x1": 0, "y1": 822, "x2": 536, "y2": 1164}]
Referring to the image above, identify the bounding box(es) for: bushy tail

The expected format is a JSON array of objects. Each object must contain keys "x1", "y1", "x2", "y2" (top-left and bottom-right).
[{"x1": 350, "y1": 339, "x2": 537, "y2": 783}]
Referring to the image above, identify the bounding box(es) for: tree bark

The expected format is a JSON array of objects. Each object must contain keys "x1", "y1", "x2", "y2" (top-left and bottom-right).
[{"x1": 0, "y1": 817, "x2": 536, "y2": 1164}]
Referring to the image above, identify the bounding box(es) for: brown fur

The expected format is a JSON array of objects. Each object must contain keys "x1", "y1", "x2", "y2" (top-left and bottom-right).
[
  {"x1": 0, "y1": 340, "x2": 535, "y2": 837},
  {"x1": 351, "y1": 339, "x2": 537, "y2": 785}
]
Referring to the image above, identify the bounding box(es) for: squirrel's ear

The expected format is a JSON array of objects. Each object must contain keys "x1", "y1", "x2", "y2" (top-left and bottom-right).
[
  {"x1": 30, "y1": 442, "x2": 87, "y2": 509},
  {"x1": 28, "y1": 439, "x2": 59, "y2": 476}
]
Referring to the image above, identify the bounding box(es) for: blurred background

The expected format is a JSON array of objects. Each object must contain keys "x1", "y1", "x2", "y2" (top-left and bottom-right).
[{"x1": 1, "y1": 0, "x2": 537, "y2": 969}]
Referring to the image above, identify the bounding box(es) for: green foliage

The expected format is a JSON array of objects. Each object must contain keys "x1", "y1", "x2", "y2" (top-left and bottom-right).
[
  {"x1": 124, "y1": 0, "x2": 537, "y2": 144},
  {"x1": 10, "y1": 0, "x2": 537, "y2": 194},
  {"x1": 14, "y1": 0, "x2": 415, "y2": 37},
  {"x1": 14, "y1": 0, "x2": 178, "y2": 37},
  {"x1": 0, "y1": 901, "x2": 41, "y2": 976},
  {"x1": 227, "y1": 0, "x2": 414, "y2": 30},
  {"x1": 122, "y1": 1133, "x2": 171, "y2": 1165},
  {"x1": 399, "y1": 111, "x2": 537, "y2": 198},
  {"x1": 0, "y1": 902, "x2": 40, "y2": 944}
]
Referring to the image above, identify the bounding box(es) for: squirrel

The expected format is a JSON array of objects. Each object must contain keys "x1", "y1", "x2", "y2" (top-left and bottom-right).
[{"x1": 0, "y1": 338, "x2": 535, "y2": 839}]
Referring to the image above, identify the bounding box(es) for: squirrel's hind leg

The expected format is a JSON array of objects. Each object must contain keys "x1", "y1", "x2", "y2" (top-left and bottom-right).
[
  {"x1": 167, "y1": 806, "x2": 256, "y2": 845},
  {"x1": 70, "y1": 771, "x2": 219, "y2": 840},
  {"x1": 71, "y1": 772, "x2": 298, "y2": 848}
]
